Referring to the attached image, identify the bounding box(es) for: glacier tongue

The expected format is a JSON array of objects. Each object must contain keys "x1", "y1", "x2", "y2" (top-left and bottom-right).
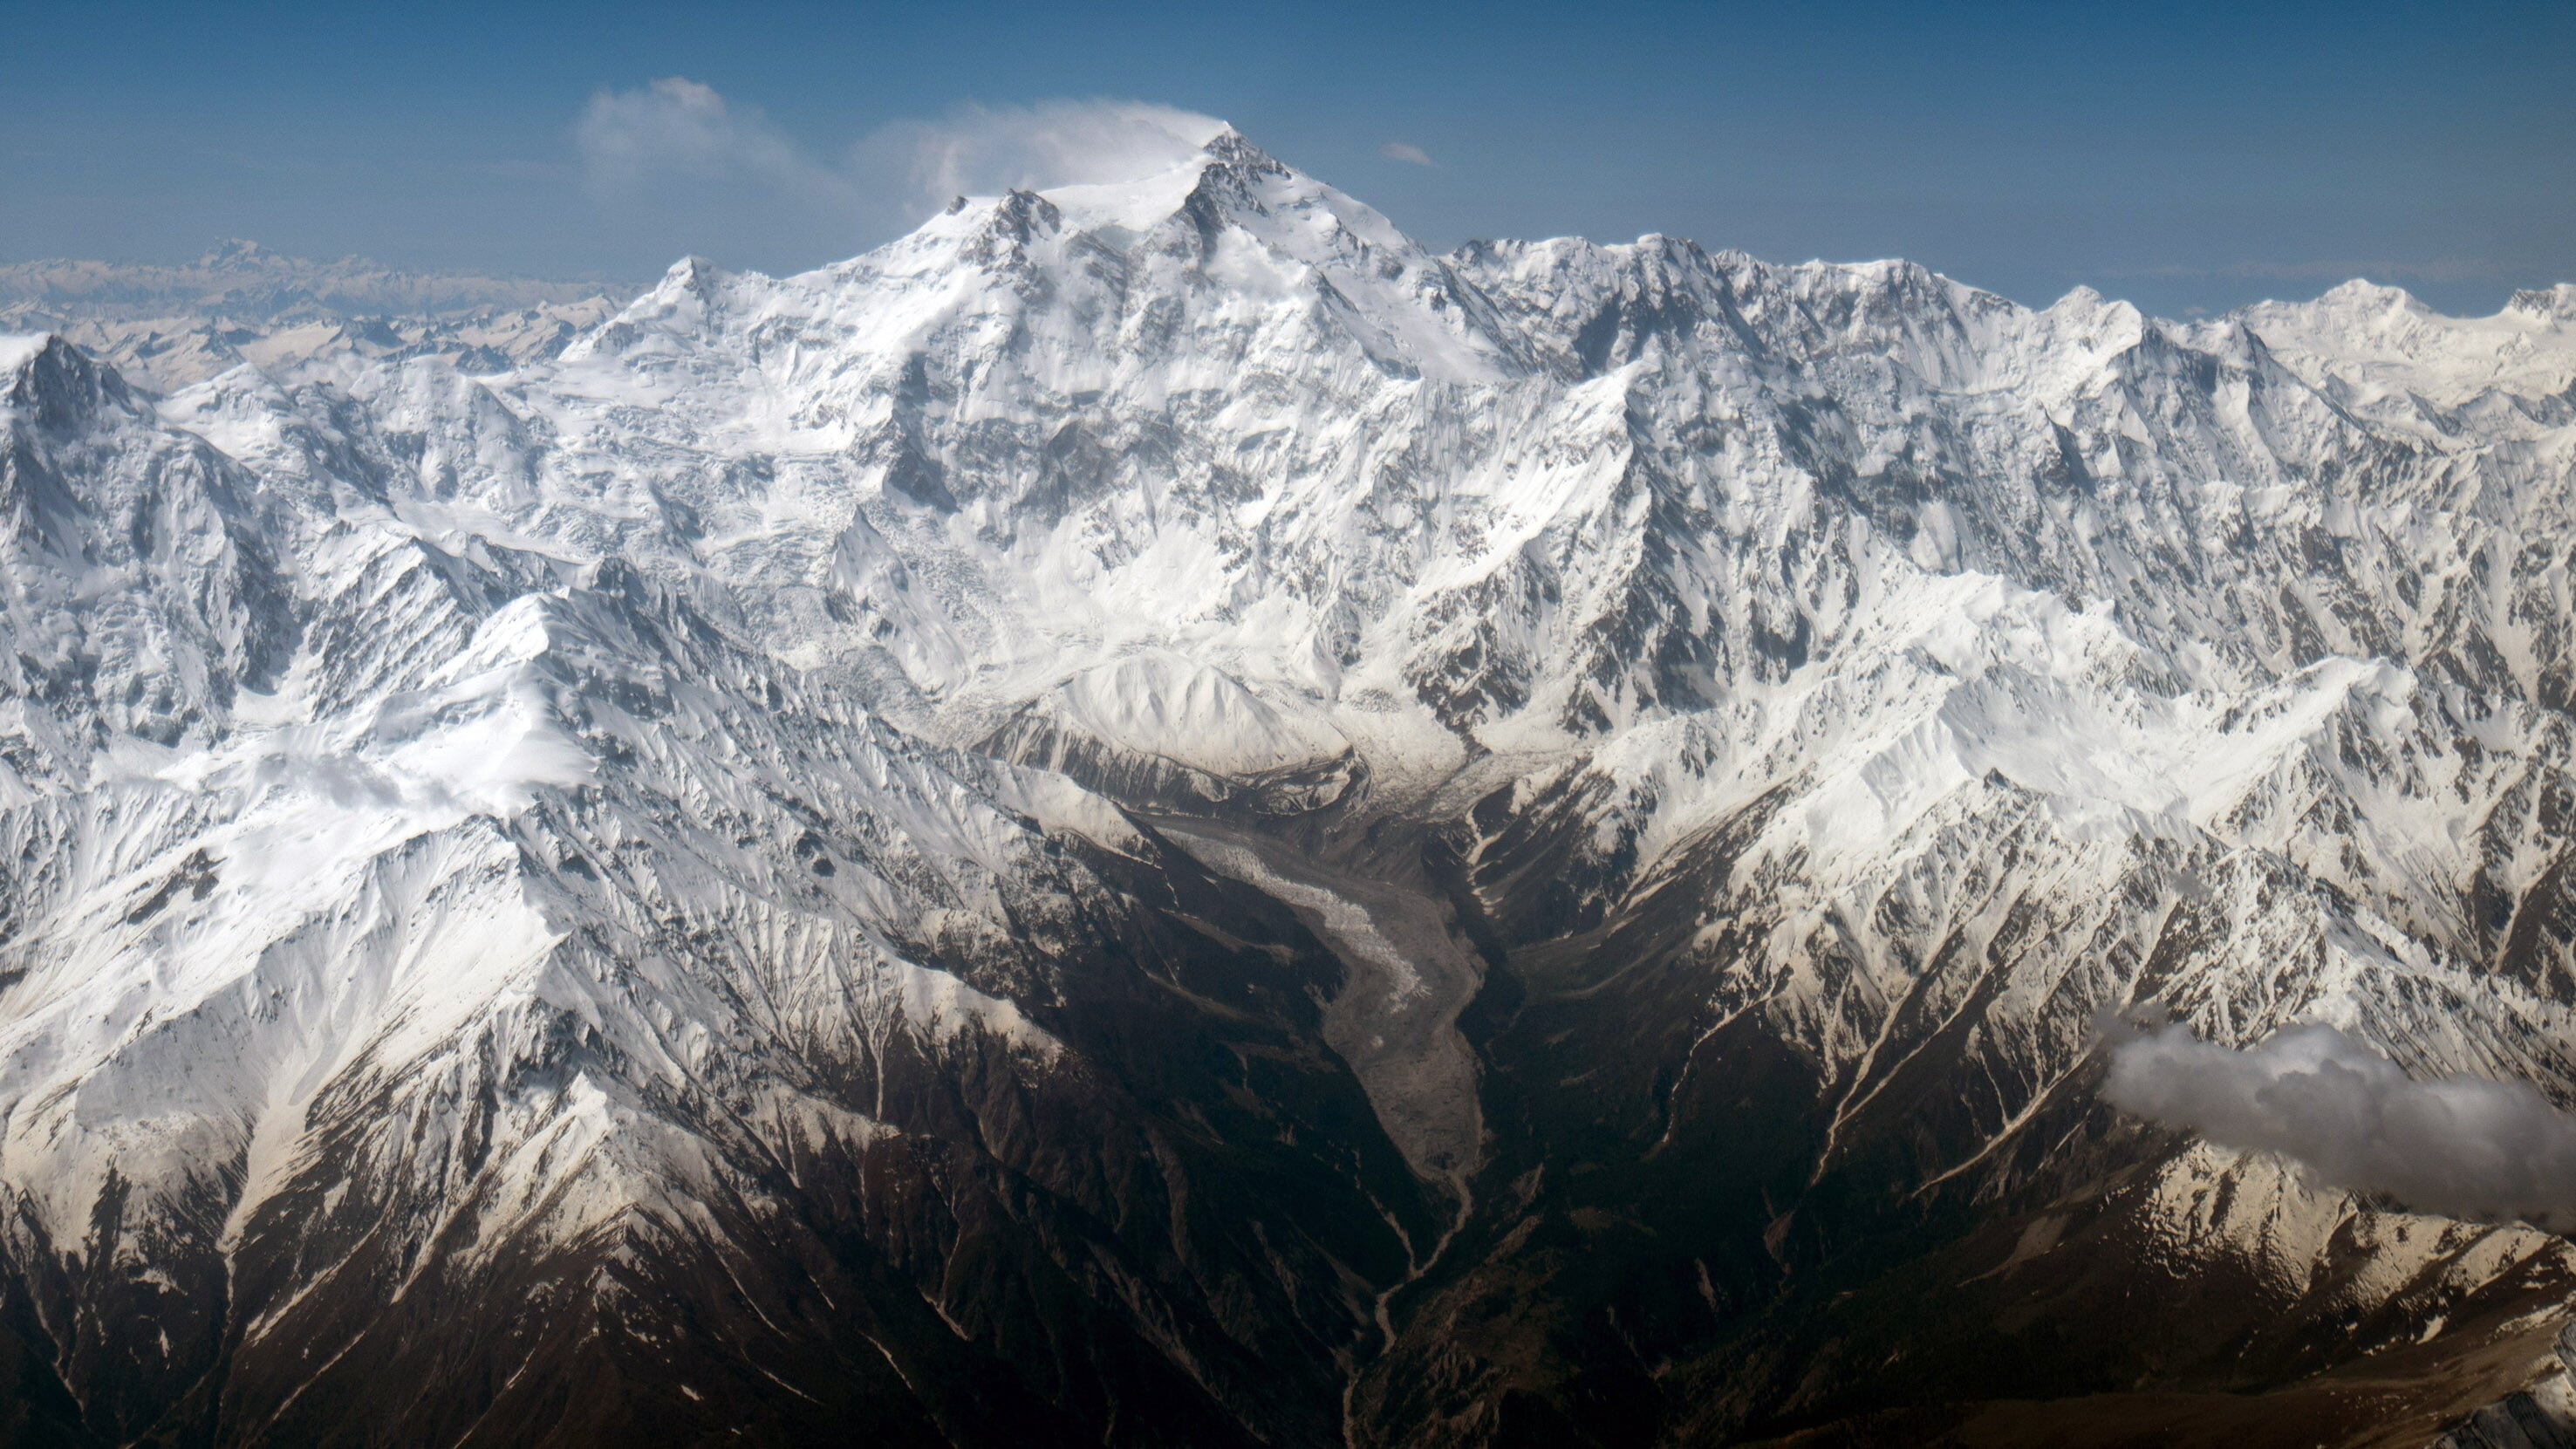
[{"x1": 4, "y1": 124, "x2": 2576, "y2": 1446}]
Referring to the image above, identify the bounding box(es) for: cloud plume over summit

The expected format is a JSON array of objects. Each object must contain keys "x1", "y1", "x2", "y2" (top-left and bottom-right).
[
  {"x1": 574, "y1": 82, "x2": 1227, "y2": 260},
  {"x1": 866, "y1": 100, "x2": 1230, "y2": 208}
]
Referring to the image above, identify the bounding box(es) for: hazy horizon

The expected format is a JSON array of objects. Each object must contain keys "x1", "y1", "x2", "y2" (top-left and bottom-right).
[{"x1": 9, "y1": 0, "x2": 2572, "y2": 319}]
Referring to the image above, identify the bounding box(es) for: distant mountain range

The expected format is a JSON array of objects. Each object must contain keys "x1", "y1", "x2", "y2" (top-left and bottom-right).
[
  {"x1": 0, "y1": 241, "x2": 625, "y2": 387},
  {"x1": 3, "y1": 131, "x2": 2575, "y2": 1446}
]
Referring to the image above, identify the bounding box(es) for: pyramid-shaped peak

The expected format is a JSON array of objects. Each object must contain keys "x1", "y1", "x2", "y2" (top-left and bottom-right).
[
  {"x1": 4, "y1": 333, "x2": 148, "y2": 432},
  {"x1": 662, "y1": 255, "x2": 722, "y2": 287},
  {"x1": 890, "y1": 120, "x2": 1285, "y2": 249},
  {"x1": 1198, "y1": 126, "x2": 1283, "y2": 173},
  {"x1": 999, "y1": 127, "x2": 1299, "y2": 240},
  {"x1": 1178, "y1": 128, "x2": 1300, "y2": 210}
]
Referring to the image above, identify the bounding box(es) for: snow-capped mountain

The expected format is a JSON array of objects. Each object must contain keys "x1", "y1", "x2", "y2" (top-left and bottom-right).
[
  {"x1": 0, "y1": 242, "x2": 623, "y2": 391},
  {"x1": 4, "y1": 128, "x2": 2575, "y2": 1446}
]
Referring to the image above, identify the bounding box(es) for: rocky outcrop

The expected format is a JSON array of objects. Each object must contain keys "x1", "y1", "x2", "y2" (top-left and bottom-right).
[{"x1": 2437, "y1": 1323, "x2": 2576, "y2": 1449}]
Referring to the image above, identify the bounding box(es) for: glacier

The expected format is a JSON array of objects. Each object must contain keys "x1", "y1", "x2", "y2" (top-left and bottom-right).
[{"x1": 2, "y1": 126, "x2": 2575, "y2": 1446}]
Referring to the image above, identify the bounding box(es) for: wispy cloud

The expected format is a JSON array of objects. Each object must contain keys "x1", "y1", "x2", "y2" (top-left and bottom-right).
[
  {"x1": 2103, "y1": 1022, "x2": 2576, "y2": 1231},
  {"x1": 577, "y1": 78, "x2": 854, "y2": 208},
  {"x1": 1379, "y1": 141, "x2": 1434, "y2": 167},
  {"x1": 576, "y1": 81, "x2": 1228, "y2": 240},
  {"x1": 864, "y1": 100, "x2": 1230, "y2": 210}
]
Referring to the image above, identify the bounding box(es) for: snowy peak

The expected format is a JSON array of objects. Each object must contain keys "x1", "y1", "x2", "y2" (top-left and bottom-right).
[
  {"x1": 863, "y1": 126, "x2": 1530, "y2": 383},
  {"x1": 2, "y1": 331, "x2": 149, "y2": 434},
  {"x1": 2241, "y1": 275, "x2": 2576, "y2": 414},
  {"x1": 940, "y1": 123, "x2": 1281, "y2": 240},
  {"x1": 2510, "y1": 282, "x2": 2576, "y2": 324},
  {"x1": 8, "y1": 133, "x2": 2576, "y2": 1448},
  {"x1": 566, "y1": 254, "x2": 748, "y2": 357}
]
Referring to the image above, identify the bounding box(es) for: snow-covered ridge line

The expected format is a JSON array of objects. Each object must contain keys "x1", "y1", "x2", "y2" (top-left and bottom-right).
[{"x1": 3, "y1": 123, "x2": 2575, "y2": 1444}]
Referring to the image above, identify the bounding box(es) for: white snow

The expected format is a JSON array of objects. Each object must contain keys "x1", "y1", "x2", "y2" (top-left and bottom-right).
[
  {"x1": 1049, "y1": 652, "x2": 1348, "y2": 779},
  {"x1": 2, "y1": 120, "x2": 2573, "y2": 1368}
]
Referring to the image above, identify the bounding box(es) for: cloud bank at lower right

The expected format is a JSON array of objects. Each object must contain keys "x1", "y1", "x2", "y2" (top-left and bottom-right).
[{"x1": 2103, "y1": 1022, "x2": 2576, "y2": 1231}]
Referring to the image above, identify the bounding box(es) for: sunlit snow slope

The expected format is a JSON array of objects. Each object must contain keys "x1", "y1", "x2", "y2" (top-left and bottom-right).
[{"x1": 4, "y1": 129, "x2": 2576, "y2": 1446}]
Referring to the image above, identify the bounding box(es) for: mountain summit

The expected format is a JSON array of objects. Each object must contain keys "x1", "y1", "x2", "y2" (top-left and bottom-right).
[{"x1": 3, "y1": 133, "x2": 2576, "y2": 1446}]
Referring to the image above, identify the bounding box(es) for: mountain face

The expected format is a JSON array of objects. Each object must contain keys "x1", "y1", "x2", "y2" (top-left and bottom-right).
[{"x1": 3, "y1": 131, "x2": 2576, "y2": 1446}]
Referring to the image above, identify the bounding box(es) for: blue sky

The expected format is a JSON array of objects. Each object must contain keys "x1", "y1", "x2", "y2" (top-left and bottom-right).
[{"x1": 6, "y1": 0, "x2": 2570, "y2": 317}]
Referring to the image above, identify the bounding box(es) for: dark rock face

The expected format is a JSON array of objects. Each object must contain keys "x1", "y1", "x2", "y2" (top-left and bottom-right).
[
  {"x1": 2435, "y1": 1323, "x2": 2576, "y2": 1449},
  {"x1": 7, "y1": 134, "x2": 2576, "y2": 1448},
  {"x1": 3, "y1": 829, "x2": 1436, "y2": 1448}
]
